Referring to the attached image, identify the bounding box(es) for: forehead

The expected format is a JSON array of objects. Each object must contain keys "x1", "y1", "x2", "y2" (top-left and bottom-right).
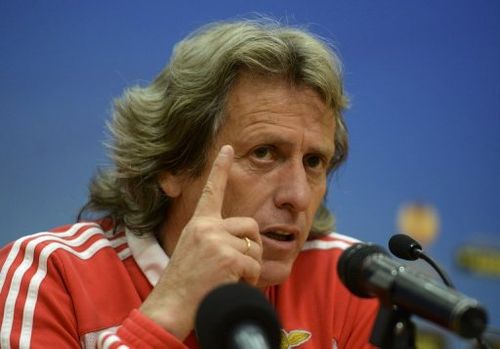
[{"x1": 224, "y1": 72, "x2": 334, "y2": 130}]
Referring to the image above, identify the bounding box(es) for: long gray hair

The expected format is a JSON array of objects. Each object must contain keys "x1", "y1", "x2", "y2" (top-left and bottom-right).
[{"x1": 79, "y1": 18, "x2": 349, "y2": 237}]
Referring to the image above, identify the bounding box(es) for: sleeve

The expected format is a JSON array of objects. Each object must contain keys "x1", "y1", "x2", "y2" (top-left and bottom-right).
[
  {"x1": 0, "y1": 239, "x2": 189, "y2": 349},
  {"x1": 0, "y1": 240, "x2": 81, "y2": 348},
  {"x1": 98, "y1": 310, "x2": 188, "y2": 349}
]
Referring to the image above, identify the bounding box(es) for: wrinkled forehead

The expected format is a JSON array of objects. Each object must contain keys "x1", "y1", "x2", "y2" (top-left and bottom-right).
[
  {"x1": 224, "y1": 71, "x2": 334, "y2": 127},
  {"x1": 214, "y1": 72, "x2": 335, "y2": 158}
]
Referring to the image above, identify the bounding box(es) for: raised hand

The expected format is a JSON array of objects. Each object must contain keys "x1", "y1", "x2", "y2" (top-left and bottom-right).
[{"x1": 140, "y1": 145, "x2": 263, "y2": 340}]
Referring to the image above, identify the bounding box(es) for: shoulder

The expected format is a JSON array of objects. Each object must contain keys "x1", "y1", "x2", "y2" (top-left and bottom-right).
[
  {"x1": 288, "y1": 232, "x2": 361, "y2": 285},
  {"x1": 1, "y1": 221, "x2": 122, "y2": 255},
  {"x1": 0, "y1": 222, "x2": 139, "y2": 346},
  {"x1": 302, "y1": 232, "x2": 360, "y2": 252},
  {"x1": 0, "y1": 221, "x2": 130, "y2": 284},
  {"x1": 289, "y1": 232, "x2": 362, "y2": 289}
]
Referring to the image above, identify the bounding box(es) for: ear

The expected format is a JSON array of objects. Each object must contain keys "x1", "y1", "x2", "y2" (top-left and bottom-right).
[{"x1": 158, "y1": 171, "x2": 184, "y2": 198}]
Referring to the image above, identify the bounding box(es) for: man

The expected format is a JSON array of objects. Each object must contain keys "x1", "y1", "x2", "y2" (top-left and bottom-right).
[{"x1": 0, "y1": 19, "x2": 378, "y2": 348}]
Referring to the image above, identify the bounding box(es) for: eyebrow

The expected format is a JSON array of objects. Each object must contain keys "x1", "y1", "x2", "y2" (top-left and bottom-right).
[{"x1": 241, "y1": 131, "x2": 335, "y2": 159}]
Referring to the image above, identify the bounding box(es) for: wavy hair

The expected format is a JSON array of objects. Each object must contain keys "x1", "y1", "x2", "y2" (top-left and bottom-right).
[{"x1": 78, "y1": 18, "x2": 349, "y2": 237}]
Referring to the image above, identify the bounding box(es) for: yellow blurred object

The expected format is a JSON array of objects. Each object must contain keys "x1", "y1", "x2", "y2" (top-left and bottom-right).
[
  {"x1": 397, "y1": 203, "x2": 440, "y2": 247},
  {"x1": 456, "y1": 245, "x2": 500, "y2": 277},
  {"x1": 415, "y1": 329, "x2": 447, "y2": 349}
]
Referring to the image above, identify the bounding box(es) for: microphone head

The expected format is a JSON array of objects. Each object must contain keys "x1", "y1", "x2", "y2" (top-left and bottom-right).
[
  {"x1": 195, "y1": 283, "x2": 282, "y2": 349},
  {"x1": 388, "y1": 234, "x2": 423, "y2": 260},
  {"x1": 337, "y1": 243, "x2": 388, "y2": 298}
]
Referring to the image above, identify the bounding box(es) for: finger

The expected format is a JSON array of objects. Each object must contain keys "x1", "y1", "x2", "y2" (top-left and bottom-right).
[
  {"x1": 194, "y1": 145, "x2": 234, "y2": 217},
  {"x1": 222, "y1": 217, "x2": 262, "y2": 262},
  {"x1": 223, "y1": 234, "x2": 262, "y2": 263},
  {"x1": 241, "y1": 237, "x2": 263, "y2": 263},
  {"x1": 239, "y1": 255, "x2": 262, "y2": 286},
  {"x1": 222, "y1": 217, "x2": 262, "y2": 245}
]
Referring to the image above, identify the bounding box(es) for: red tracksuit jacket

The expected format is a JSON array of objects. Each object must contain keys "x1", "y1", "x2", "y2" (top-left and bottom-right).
[{"x1": 0, "y1": 221, "x2": 378, "y2": 348}]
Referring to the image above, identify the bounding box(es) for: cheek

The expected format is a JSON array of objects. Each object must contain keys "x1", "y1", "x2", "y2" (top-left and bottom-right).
[
  {"x1": 308, "y1": 182, "x2": 328, "y2": 214},
  {"x1": 222, "y1": 169, "x2": 273, "y2": 217},
  {"x1": 314, "y1": 182, "x2": 327, "y2": 203}
]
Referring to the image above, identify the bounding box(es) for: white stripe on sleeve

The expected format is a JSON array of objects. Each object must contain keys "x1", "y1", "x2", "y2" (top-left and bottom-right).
[
  {"x1": 0, "y1": 223, "x2": 92, "y2": 292},
  {"x1": 1, "y1": 225, "x2": 108, "y2": 349}
]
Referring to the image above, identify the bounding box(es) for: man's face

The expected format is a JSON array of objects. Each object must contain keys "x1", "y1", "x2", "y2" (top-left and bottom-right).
[{"x1": 162, "y1": 72, "x2": 336, "y2": 287}]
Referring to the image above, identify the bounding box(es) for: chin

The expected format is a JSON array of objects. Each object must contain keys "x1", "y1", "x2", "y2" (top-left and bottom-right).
[{"x1": 256, "y1": 259, "x2": 293, "y2": 288}]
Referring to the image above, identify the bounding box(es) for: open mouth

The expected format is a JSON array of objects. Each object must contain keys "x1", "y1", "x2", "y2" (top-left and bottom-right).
[{"x1": 262, "y1": 231, "x2": 295, "y2": 242}]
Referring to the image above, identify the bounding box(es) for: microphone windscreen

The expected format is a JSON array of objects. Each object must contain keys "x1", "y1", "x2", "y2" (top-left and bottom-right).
[
  {"x1": 388, "y1": 234, "x2": 422, "y2": 260},
  {"x1": 337, "y1": 243, "x2": 388, "y2": 298},
  {"x1": 195, "y1": 283, "x2": 281, "y2": 349}
]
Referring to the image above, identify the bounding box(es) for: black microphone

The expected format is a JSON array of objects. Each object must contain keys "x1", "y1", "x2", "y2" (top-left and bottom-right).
[
  {"x1": 389, "y1": 234, "x2": 493, "y2": 348},
  {"x1": 337, "y1": 243, "x2": 488, "y2": 339},
  {"x1": 388, "y1": 233, "x2": 423, "y2": 260},
  {"x1": 195, "y1": 283, "x2": 282, "y2": 349},
  {"x1": 389, "y1": 234, "x2": 455, "y2": 288}
]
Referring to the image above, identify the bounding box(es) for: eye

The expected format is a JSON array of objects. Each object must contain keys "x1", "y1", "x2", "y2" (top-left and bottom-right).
[
  {"x1": 252, "y1": 146, "x2": 274, "y2": 161},
  {"x1": 304, "y1": 154, "x2": 325, "y2": 170}
]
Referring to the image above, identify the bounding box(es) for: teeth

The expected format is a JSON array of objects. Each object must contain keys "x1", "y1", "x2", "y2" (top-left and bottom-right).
[{"x1": 264, "y1": 231, "x2": 293, "y2": 242}]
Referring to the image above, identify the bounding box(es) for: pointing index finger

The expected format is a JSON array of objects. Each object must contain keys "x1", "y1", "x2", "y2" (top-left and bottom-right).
[{"x1": 194, "y1": 145, "x2": 234, "y2": 217}]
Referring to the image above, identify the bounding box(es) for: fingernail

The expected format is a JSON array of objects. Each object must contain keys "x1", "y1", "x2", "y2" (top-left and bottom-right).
[{"x1": 220, "y1": 145, "x2": 234, "y2": 157}]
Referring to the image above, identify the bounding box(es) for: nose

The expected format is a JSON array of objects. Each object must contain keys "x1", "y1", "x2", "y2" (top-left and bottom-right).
[{"x1": 274, "y1": 160, "x2": 312, "y2": 213}]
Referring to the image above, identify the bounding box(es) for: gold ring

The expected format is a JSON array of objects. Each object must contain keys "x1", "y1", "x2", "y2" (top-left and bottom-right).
[{"x1": 243, "y1": 237, "x2": 251, "y2": 255}]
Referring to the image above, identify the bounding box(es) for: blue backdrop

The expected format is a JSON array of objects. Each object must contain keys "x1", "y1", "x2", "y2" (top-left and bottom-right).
[{"x1": 1, "y1": 1, "x2": 499, "y2": 347}]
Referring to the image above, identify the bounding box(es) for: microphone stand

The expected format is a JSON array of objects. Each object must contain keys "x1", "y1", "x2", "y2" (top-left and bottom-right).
[
  {"x1": 370, "y1": 304, "x2": 416, "y2": 349},
  {"x1": 388, "y1": 234, "x2": 490, "y2": 348}
]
